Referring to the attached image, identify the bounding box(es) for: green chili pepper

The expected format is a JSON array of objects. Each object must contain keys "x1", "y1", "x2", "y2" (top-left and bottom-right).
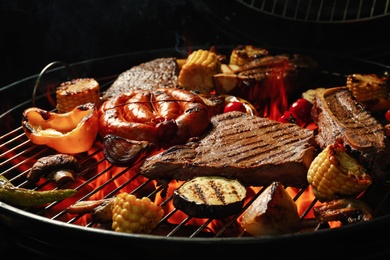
[{"x1": 0, "y1": 175, "x2": 76, "y2": 207}]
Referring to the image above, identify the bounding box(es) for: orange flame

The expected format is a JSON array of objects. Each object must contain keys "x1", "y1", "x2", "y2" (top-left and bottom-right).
[{"x1": 265, "y1": 65, "x2": 290, "y2": 120}]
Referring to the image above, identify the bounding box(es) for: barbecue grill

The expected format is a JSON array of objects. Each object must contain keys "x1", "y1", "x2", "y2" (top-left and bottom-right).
[
  {"x1": 1, "y1": 0, "x2": 390, "y2": 259},
  {"x1": 1, "y1": 47, "x2": 390, "y2": 259}
]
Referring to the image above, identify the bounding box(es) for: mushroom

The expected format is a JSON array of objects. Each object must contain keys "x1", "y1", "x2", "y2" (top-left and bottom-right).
[
  {"x1": 28, "y1": 154, "x2": 80, "y2": 184},
  {"x1": 68, "y1": 198, "x2": 114, "y2": 223},
  {"x1": 313, "y1": 198, "x2": 373, "y2": 224}
]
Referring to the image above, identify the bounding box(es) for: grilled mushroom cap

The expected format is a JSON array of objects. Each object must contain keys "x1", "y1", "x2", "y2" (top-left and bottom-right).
[{"x1": 27, "y1": 154, "x2": 80, "y2": 184}]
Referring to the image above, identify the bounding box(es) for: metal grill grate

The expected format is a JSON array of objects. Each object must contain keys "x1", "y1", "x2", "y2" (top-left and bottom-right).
[
  {"x1": 236, "y1": 0, "x2": 390, "y2": 22},
  {"x1": 0, "y1": 103, "x2": 324, "y2": 238},
  {"x1": 1, "y1": 50, "x2": 390, "y2": 244}
]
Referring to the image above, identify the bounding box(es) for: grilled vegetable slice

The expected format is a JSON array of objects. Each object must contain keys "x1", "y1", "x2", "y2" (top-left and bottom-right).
[
  {"x1": 112, "y1": 192, "x2": 164, "y2": 234},
  {"x1": 22, "y1": 102, "x2": 99, "y2": 154},
  {"x1": 56, "y1": 78, "x2": 101, "y2": 113},
  {"x1": 102, "y1": 134, "x2": 155, "y2": 167},
  {"x1": 173, "y1": 176, "x2": 247, "y2": 219},
  {"x1": 239, "y1": 181, "x2": 300, "y2": 236},
  {"x1": 178, "y1": 49, "x2": 221, "y2": 94},
  {"x1": 307, "y1": 141, "x2": 372, "y2": 202}
]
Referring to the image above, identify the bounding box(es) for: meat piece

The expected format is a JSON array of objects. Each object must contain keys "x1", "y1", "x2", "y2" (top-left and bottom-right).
[
  {"x1": 214, "y1": 54, "x2": 318, "y2": 114},
  {"x1": 140, "y1": 111, "x2": 315, "y2": 188},
  {"x1": 103, "y1": 57, "x2": 179, "y2": 99},
  {"x1": 312, "y1": 87, "x2": 390, "y2": 181},
  {"x1": 98, "y1": 88, "x2": 218, "y2": 148}
]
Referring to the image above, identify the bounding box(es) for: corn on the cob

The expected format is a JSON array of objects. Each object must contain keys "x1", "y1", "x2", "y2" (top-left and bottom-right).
[
  {"x1": 346, "y1": 73, "x2": 389, "y2": 104},
  {"x1": 112, "y1": 192, "x2": 164, "y2": 234},
  {"x1": 307, "y1": 142, "x2": 372, "y2": 202},
  {"x1": 56, "y1": 78, "x2": 101, "y2": 113},
  {"x1": 229, "y1": 45, "x2": 269, "y2": 66},
  {"x1": 178, "y1": 49, "x2": 221, "y2": 94}
]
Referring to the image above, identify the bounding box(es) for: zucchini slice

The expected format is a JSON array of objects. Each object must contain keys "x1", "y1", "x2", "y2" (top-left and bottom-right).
[{"x1": 173, "y1": 176, "x2": 247, "y2": 219}]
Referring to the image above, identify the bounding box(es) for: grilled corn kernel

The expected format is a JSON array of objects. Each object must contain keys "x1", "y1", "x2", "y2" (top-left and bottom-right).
[
  {"x1": 178, "y1": 49, "x2": 221, "y2": 93},
  {"x1": 229, "y1": 45, "x2": 269, "y2": 66},
  {"x1": 112, "y1": 193, "x2": 164, "y2": 234},
  {"x1": 307, "y1": 142, "x2": 372, "y2": 202},
  {"x1": 56, "y1": 78, "x2": 101, "y2": 113},
  {"x1": 346, "y1": 73, "x2": 389, "y2": 103}
]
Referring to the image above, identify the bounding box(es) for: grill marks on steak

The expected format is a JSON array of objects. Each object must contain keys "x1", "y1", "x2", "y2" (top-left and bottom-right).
[
  {"x1": 314, "y1": 87, "x2": 385, "y2": 149},
  {"x1": 312, "y1": 87, "x2": 390, "y2": 180},
  {"x1": 103, "y1": 57, "x2": 179, "y2": 99},
  {"x1": 140, "y1": 111, "x2": 315, "y2": 188}
]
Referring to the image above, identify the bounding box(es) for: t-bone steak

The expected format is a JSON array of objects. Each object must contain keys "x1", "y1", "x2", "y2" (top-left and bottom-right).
[{"x1": 312, "y1": 86, "x2": 390, "y2": 181}]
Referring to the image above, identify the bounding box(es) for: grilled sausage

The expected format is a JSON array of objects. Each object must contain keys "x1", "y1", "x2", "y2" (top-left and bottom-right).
[{"x1": 98, "y1": 88, "x2": 211, "y2": 147}]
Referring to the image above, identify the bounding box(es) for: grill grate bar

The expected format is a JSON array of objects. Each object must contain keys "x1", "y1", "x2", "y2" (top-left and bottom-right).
[
  {"x1": 3, "y1": 99, "x2": 390, "y2": 239},
  {"x1": 166, "y1": 215, "x2": 192, "y2": 237},
  {"x1": 189, "y1": 218, "x2": 215, "y2": 238},
  {"x1": 44, "y1": 158, "x2": 110, "y2": 219},
  {"x1": 236, "y1": 0, "x2": 390, "y2": 22},
  {"x1": 1, "y1": 68, "x2": 388, "y2": 239},
  {"x1": 0, "y1": 126, "x2": 373, "y2": 238}
]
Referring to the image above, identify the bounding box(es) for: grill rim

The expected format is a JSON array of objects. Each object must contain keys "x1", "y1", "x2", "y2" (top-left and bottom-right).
[
  {"x1": 1, "y1": 46, "x2": 390, "y2": 257},
  {"x1": 2, "y1": 200, "x2": 390, "y2": 258},
  {"x1": 235, "y1": 0, "x2": 390, "y2": 23}
]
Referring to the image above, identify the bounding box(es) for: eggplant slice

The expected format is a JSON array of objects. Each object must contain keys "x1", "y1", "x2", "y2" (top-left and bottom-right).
[{"x1": 173, "y1": 176, "x2": 247, "y2": 219}]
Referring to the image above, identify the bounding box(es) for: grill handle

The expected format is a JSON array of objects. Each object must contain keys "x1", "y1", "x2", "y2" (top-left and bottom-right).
[{"x1": 32, "y1": 61, "x2": 77, "y2": 107}]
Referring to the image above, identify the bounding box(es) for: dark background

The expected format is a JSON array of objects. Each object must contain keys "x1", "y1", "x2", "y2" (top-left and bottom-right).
[
  {"x1": 1, "y1": 0, "x2": 390, "y2": 88},
  {"x1": 0, "y1": 0, "x2": 199, "y2": 87}
]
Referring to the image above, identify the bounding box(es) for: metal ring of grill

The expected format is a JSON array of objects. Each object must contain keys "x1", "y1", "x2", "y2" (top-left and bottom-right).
[
  {"x1": 235, "y1": 0, "x2": 390, "y2": 23},
  {"x1": 1, "y1": 47, "x2": 390, "y2": 258}
]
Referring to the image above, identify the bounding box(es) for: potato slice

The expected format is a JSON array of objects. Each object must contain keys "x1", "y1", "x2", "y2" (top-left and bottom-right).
[{"x1": 240, "y1": 181, "x2": 300, "y2": 236}]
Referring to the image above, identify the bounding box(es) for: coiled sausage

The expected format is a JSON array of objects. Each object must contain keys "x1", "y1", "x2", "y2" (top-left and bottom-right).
[{"x1": 99, "y1": 88, "x2": 211, "y2": 147}]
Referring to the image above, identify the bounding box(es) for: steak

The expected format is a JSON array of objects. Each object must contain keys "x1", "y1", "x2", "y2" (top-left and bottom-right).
[
  {"x1": 312, "y1": 87, "x2": 390, "y2": 181},
  {"x1": 103, "y1": 57, "x2": 179, "y2": 99},
  {"x1": 140, "y1": 111, "x2": 315, "y2": 188}
]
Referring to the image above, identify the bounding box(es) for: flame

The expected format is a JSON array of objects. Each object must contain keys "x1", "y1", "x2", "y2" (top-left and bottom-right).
[
  {"x1": 252, "y1": 61, "x2": 290, "y2": 119},
  {"x1": 265, "y1": 65, "x2": 289, "y2": 120},
  {"x1": 287, "y1": 186, "x2": 322, "y2": 218}
]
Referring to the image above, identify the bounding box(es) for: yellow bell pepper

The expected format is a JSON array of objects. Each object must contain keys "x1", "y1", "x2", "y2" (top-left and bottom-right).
[{"x1": 22, "y1": 102, "x2": 99, "y2": 154}]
